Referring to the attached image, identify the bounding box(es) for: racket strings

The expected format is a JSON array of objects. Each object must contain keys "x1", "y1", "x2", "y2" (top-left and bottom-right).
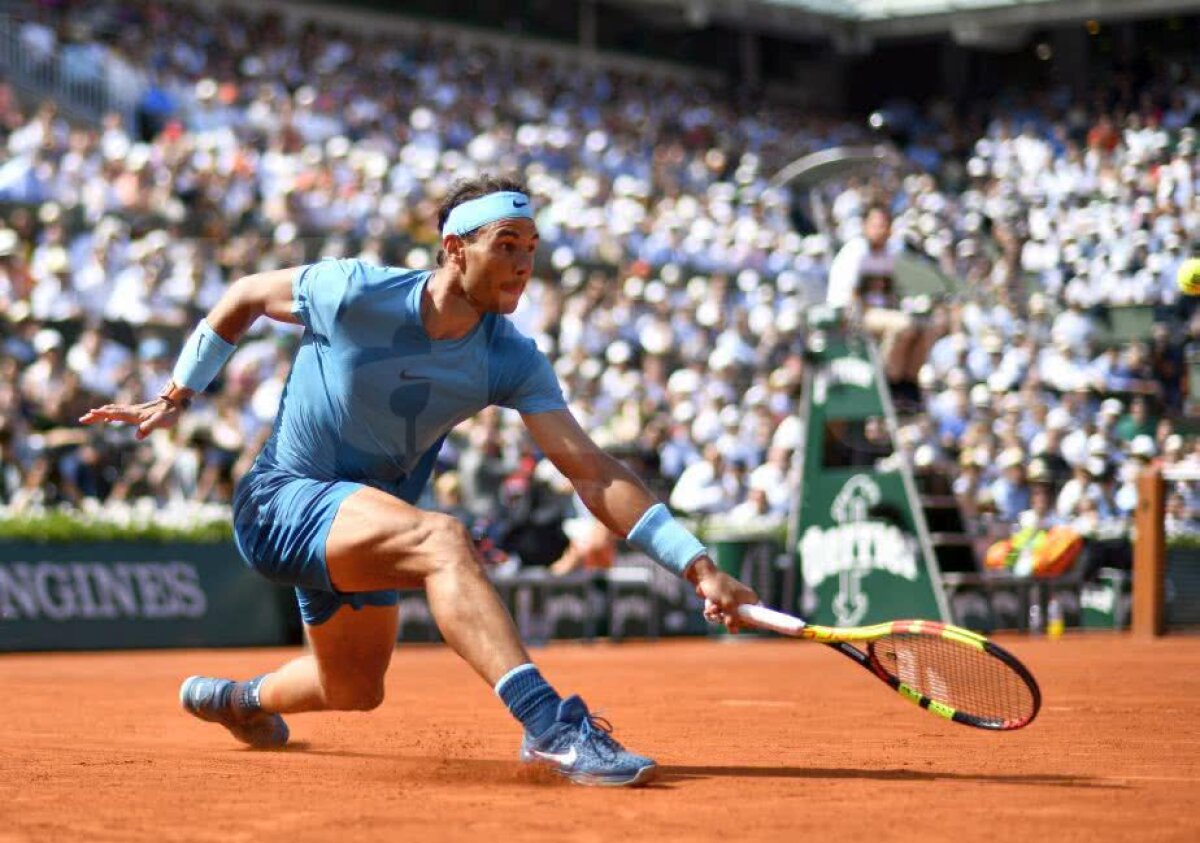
[{"x1": 870, "y1": 634, "x2": 1035, "y2": 722}]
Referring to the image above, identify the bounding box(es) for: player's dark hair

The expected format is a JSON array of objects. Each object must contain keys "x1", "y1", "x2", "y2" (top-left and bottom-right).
[{"x1": 435, "y1": 173, "x2": 529, "y2": 267}]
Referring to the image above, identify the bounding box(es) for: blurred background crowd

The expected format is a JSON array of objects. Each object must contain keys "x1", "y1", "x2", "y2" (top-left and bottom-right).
[{"x1": 1, "y1": 0, "x2": 1198, "y2": 575}]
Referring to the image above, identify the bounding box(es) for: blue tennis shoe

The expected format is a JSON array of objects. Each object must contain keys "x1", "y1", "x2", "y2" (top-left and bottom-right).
[
  {"x1": 519, "y1": 695, "x2": 657, "y2": 786},
  {"x1": 179, "y1": 675, "x2": 289, "y2": 749}
]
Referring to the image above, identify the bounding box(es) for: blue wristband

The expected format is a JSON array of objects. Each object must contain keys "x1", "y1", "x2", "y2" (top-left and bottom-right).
[
  {"x1": 626, "y1": 503, "x2": 707, "y2": 577},
  {"x1": 172, "y1": 319, "x2": 236, "y2": 393}
]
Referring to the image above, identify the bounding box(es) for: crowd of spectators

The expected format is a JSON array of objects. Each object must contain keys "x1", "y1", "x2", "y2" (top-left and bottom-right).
[{"x1": 0, "y1": 1, "x2": 1198, "y2": 574}]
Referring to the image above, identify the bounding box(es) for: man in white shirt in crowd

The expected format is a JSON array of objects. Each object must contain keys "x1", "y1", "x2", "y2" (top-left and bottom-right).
[
  {"x1": 670, "y1": 442, "x2": 739, "y2": 516},
  {"x1": 825, "y1": 203, "x2": 928, "y2": 387},
  {"x1": 826, "y1": 203, "x2": 902, "y2": 311},
  {"x1": 66, "y1": 324, "x2": 131, "y2": 399}
]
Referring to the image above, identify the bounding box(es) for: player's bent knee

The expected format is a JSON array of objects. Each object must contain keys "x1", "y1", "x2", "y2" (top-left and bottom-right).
[
  {"x1": 429, "y1": 512, "x2": 471, "y2": 547},
  {"x1": 323, "y1": 679, "x2": 386, "y2": 712},
  {"x1": 423, "y1": 514, "x2": 476, "y2": 565}
]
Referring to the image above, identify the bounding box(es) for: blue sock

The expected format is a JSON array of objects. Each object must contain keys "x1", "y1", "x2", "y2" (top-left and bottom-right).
[
  {"x1": 495, "y1": 664, "x2": 561, "y2": 737},
  {"x1": 229, "y1": 675, "x2": 266, "y2": 714}
]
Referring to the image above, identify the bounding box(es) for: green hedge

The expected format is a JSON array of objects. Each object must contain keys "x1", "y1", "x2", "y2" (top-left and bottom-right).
[
  {"x1": 0, "y1": 509, "x2": 1193, "y2": 550},
  {"x1": 1168, "y1": 532, "x2": 1200, "y2": 550},
  {"x1": 0, "y1": 511, "x2": 233, "y2": 543}
]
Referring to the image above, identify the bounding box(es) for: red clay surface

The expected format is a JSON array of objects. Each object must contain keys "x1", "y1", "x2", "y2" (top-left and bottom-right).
[{"x1": 2, "y1": 633, "x2": 1198, "y2": 842}]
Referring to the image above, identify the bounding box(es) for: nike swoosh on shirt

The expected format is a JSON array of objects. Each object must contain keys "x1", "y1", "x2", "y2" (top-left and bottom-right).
[
  {"x1": 530, "y1": 746, "x2": 577, "y2": 766},
  {"x1": 513, "y1": 199, "x2": 528, "y2": 208}
]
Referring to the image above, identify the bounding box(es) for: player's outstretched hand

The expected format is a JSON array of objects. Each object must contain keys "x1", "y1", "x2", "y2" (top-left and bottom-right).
[
  {"x1": 79, "y1": 397, "x2": 182, "y2": 441},
  {"x1": 687, "y1": 556, "x2": 759, "y2": 633}
]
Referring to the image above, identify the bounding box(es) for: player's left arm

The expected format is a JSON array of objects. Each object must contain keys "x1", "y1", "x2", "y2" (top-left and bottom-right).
[{"x1": 522, "y1": 409, "x2": 759, "y2": 630}]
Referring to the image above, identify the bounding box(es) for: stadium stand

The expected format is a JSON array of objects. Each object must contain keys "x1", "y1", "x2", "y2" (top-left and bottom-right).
[{"x1": 0, "y1": 0, "x2": 1196, "y2": 596}]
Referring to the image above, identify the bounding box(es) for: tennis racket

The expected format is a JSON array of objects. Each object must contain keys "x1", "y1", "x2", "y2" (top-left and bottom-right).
[{"x1": 737, "y1": 604, "x2": 1041, "y2": 731}]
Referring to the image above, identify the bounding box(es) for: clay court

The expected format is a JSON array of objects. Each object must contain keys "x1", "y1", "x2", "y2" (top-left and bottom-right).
[{"x1": 1, "y1": 633, "x2": 1197, "y2": 843}]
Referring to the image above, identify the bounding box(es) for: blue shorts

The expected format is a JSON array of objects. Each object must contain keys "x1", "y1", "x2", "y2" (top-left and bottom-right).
[{"x1": 232, "y1": 467, "x2": 400, "y2": 626}]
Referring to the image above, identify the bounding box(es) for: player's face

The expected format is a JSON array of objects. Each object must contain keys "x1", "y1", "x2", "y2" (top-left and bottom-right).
[
  {"x1": 462, "y1": 218, "x2": 538, "y2": 314},
  {"x1": 864, "y1": 209, "x2": 891, "y2": 249}
]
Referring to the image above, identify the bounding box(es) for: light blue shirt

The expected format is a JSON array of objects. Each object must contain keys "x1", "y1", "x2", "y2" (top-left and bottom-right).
[{"x1": 255, "y1": 259, "x2": 566, "y2": 502}]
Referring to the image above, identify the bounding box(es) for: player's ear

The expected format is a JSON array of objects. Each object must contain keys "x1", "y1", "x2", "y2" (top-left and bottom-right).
[{"x1": 442, "y1": 234, "x2": 466, "y2": 270}]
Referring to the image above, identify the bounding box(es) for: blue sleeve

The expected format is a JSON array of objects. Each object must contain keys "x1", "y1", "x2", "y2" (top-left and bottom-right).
[
  {"x1": 491, "y1": 331, "x2": 567, "y2": 415},
  {"x1": 292, "y1": 258, "x2": 360, "y2": 340}
]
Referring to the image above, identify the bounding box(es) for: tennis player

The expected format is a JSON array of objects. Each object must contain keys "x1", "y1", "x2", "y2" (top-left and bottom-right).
[{"x1": 81, "y1": 175, "x2": 759, "y2": 787}]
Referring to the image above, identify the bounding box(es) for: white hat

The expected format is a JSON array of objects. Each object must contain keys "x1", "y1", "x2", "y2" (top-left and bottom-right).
[
  {"x1": 918, "y1": 364, "x2": 936, "y2": 390},
  {"x1": 708, "y1": 347, "x2": 734, "y2": 372},
  {"x1": 640, "y1": 322, "x2": 673, "y2": 356},
  {"x1": 1027, "y1": 459, "x2": 1052, "y2": 483},
  {"x1": 1046, "y1": 407, "x2": 1072, "y2": 431},
  {"x1": 195, "y1": 78, "x2": 218, "y2": 100},
  {"x1": 561, "y1": 267, "x2": 584, "y2": 290},
  {"x1": 43, "y1": 246, "x2": 70, "y2": 274},
  {"x1": 696, "y1": 301, "x2": 721, "y2": 328},
  {"x1": 38, "y1": 202, "x2": 62, "y2": 225},
  {"x1": 606, "y1": 341, "x2": 632, "y2": 366},
  {"x1": 8, "y1": 300, "x2": 30, "y2": 322},
  {"x1": 736, "y1": 269, "x2": 761, "y2": 292},
  {"x1": 913, "y1": 444, "x2": 937, "y2": 468},
  {"x1": 144, "y1": 230, "x2": 169, "y2": 252},
  {"x1": 672, "y1": 401, "x2": 696, "y2": 423},
  {"x1": 998, "y1": 447, "x2": 1024, "y2": 469},
  {"x1": 969, "y1": 383, "x2": 991, "y2": 407},
  {"x1": 775, "y1": 270, "x2": 799, "y2": 293},
  {"x1": 1099, "y1": 398, "x2": 1124, "y2": 417},
  {"x1": 579, "y1": 359, "x2": 603, "y2": 380},
  {"x1": 777, "y1": 309, "x2": 801, "y2": 333},
  {"x1": 1130, "y1": 435, "x2": 1156, "y2": 459},
  {"x1": 33, "y1": 328, "x2": 63, "y2": 354},
  {"x1": 667, "y1": 369, "x2": 702, "y2": 396}
]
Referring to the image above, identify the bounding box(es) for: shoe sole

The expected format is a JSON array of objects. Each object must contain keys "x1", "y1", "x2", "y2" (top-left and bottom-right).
[
  {"x1": 521, "y1": 754, "x2": 659, "y2": 787},
  {"x1": 565, "y1": 763, "x2": 659, "y2": 788}
]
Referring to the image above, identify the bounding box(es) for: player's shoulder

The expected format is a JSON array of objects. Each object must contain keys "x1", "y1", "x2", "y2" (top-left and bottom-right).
[
  {"x1": 485, "y1": 314, "x2": 540, "y2": 353},
  {"x1": 309, "y1": 257, "x2": 424, "y2": 287},
  {"x1": 305, "y1": 258, "x2": 428, "y2": 311}
]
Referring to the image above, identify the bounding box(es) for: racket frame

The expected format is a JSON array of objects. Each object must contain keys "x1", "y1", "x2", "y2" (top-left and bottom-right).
[{"x1": 737, "y1": 604, "x2": 1041, "y2": 730}]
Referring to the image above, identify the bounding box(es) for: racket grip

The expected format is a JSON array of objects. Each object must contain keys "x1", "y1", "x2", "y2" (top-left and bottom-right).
[{"x1": 737, "y1": 604, "x2": 808, "y2": 636}]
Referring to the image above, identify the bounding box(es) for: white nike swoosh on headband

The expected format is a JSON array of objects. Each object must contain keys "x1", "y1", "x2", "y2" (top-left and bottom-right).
[{"x1": 530, "y1": 747, "x2": 577, "y2": 766}]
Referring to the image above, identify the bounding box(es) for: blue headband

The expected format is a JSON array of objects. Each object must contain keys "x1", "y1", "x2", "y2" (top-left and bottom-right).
[{"x1": 442, "y1": 191, "x2": 534, "y2": 237}]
